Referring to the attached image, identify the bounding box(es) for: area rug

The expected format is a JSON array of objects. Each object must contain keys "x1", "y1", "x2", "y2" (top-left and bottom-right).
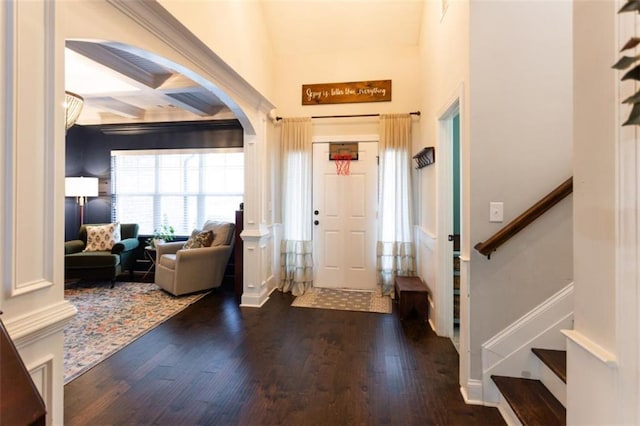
[
  {"x1": 291, "y1": 287, "x2": 392, "y2": 314},
  {"x1": 64, "y1": 282, "x2": 206, "y2": 384}
]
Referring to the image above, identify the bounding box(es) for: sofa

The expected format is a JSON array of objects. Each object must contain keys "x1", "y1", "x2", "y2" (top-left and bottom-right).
[
  {"x1": 65, "y1": 223, "x2": 140, "y2": 283},
  {"x1": 155, "y1": 220, "x2": 235, "y2": 296}
]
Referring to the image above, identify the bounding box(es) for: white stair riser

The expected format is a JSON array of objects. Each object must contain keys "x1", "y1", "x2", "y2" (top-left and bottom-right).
[
  {"x1": 496, "y1": 393, "x2": 524, "y2": 426},
  {"x1": 533, "y1": 355, "x2": 566, "y2": 407}
]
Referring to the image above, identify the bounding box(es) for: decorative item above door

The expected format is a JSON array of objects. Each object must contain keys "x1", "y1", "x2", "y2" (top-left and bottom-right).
[{"x1": 302, "y1": 80, "x2": 391, "y2": 105}]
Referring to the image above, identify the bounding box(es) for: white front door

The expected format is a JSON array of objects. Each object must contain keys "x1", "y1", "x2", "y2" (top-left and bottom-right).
[{"x1": 313, "y1": 141, "x2": 378, "y2": 290}]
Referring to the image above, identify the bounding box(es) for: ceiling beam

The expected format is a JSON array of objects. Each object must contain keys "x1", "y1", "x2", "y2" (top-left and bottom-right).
[
  {"x1": 164, "y1": 92, "x2": 223, "y2": 116},
  {"x1": 67, "y1": 41, "x2": 172, "y2": 89},
  {"x1": 90, "y1": 97, "x2": 145, "y2": 119}
]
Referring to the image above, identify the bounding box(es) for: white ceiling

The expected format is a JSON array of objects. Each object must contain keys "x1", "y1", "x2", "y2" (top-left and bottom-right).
[{"x1": 66, "y1": 1, "x2": 424, "y2": 126}]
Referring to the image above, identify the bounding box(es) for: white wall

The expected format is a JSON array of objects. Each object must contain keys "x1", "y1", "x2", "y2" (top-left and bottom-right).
[
  {"x1": 416, "y1": 0, "x2": 470, "y2": 367},
  {"x1": 418, "y1": 0, "x2": 469, "y2": 235},
  {"x1": 274, "y1": 46, "x2": 421, "y2": 130},
  {"x1": 467, "y1": 0, "x2": 573, "y2": 382},
  {"x1": 272, "y1": 45, "x2": 422, "y2": 223},
  {"x1": 157, "y1": 0, "x2": 275, "y2": 103},
  {"x1": 572, "y1": 0, "x2": 616, "y2": 362},
  {"x1": 569, "y1": 1, "x2": 634, "y2": 424}
]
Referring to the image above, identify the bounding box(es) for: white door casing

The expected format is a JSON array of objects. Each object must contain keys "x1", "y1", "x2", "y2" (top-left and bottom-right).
[{"x1": 313, "y1": 140, "x2": 378, "y2": 291}]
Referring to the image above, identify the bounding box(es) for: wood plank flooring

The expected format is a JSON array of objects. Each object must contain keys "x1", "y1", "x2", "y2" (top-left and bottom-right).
[{"x1": 64, "y1": 285, "x2": 504, "y2": 425}]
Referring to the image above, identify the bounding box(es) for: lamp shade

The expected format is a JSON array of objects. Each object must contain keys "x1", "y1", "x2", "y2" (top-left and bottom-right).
[{"x1": 65, "y1": 177, "x2": 98, "y2": 197}]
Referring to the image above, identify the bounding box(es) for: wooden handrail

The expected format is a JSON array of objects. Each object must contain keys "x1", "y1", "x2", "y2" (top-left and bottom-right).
[{"x1": 474, "y1": 177, "x2": 573, "y2": 259}]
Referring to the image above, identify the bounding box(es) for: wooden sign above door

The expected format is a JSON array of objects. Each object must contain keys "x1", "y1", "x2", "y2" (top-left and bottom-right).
[{"x1": 302, "y1": 80, "x2": 392, "y2": 105}]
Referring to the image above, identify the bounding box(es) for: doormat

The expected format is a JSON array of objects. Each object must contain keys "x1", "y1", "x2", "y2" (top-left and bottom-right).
[
  {"x1": 291, "y1": 287, "x2": 391, "y2": 314},
  {"x1": 64, "y1": 282, "x2": 207, "y2": 384}
]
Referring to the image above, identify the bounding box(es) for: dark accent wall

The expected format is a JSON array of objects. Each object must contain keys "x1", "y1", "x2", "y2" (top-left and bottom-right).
[{"x1": 65, "y1": 120, "x2": 243, "y2": 241}]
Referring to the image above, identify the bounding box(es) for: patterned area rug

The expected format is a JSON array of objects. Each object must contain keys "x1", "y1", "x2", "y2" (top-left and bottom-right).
[
  {"x1": 64, "y1": 282, "x2": 206, "y2": 384},
  {"x1": 291, "y1": 287, "x2": 392, "y2": 314}
]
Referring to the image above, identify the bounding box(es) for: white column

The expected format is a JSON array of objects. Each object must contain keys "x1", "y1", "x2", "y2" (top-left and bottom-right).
[
  {"x1": 240, "y1": 115, "x2": 275, "y2": 307},
  {"x1": 0, "y1": 1, "x2": 76, "y2": 424}
]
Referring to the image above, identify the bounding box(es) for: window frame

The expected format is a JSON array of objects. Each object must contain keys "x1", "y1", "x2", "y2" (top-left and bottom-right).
[{"x1": 111, "y1": 147, "x2": 244, "y2": 235}]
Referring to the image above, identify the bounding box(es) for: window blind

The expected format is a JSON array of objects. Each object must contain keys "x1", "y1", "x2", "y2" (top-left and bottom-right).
[{"x1": 111, "y1": 148, "x2": 243, "y2": 235}]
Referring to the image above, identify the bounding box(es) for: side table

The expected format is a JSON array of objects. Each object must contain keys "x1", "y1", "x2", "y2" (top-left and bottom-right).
[
  {"x1": 394, "y1": 276, "x2": 430, "y2": 321},
  {"x1": 142, "y1": 246, "x2": 157, "y2": 281}
]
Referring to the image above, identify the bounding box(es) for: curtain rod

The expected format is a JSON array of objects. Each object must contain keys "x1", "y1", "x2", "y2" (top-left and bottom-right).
[{"x1": 275, "y1": 111, "x2": 420, "y2": 121}]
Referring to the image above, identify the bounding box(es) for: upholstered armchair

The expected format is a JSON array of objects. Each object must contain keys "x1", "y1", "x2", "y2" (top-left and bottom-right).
[
  {"x1": 155, "y1": 220, "x2": 235, "y2": 296},
  {"x1": 65, "y1": 223, "x2": 140, "y2": 283}
]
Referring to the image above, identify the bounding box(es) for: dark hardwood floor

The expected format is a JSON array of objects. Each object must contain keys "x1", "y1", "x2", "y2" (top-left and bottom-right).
[{"x1": 64, "y1": 283, "x2": 504, "y2": 425}]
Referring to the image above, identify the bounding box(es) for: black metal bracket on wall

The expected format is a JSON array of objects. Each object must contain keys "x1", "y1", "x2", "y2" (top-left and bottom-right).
[{"x1": 413, "y1": 147, "x2": 435, "y2": 169}]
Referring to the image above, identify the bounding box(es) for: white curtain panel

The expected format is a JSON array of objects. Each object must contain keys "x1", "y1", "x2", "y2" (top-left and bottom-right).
[
  {"x1": 377, "y1": 114, "x2": 417, "y2": 295},
  {"x1": 279, "y1": 117, "x2": 314, "y2": 296}
]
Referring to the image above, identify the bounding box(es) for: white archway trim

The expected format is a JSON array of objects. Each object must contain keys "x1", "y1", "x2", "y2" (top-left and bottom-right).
[
  {"x1": 103, "y1": 0, "x2": 278, "y2": 309},
  {"x1": 106, "y1": 0, "x2": 276, "y2": 134}
]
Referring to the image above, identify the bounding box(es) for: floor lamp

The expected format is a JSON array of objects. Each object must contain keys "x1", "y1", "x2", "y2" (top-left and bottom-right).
[{"x1": 65, "y1": 177, "x2": 99, "y2": 225}]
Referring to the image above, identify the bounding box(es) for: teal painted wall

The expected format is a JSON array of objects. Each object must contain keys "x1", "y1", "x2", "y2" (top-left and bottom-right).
[{"x1": 453, "y1": 114, "x2": 461, "y2": 235}]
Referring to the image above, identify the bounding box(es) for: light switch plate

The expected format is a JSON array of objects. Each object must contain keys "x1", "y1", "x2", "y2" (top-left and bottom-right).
[{"x1": 490, "y1": 202, "x2": 504, "y2": 222}]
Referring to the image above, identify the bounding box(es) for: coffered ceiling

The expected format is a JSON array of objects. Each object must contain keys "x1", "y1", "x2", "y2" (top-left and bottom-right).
[{"x1": 66, "y1": 41, "x2": 233, "y2": 126}]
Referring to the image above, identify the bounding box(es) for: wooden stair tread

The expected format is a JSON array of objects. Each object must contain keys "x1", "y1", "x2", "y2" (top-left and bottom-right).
[
  {"x1": 492, "y1": 375, "x2": 566, "y2": 426},
  {"x1": 532, "y1": 348, "x2": 567, "y2": 383}
]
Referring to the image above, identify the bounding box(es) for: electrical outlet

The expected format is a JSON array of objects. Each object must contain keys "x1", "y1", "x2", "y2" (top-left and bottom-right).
[{"x1": 489, "y1": 202, "x2": 504, "y2": 222}]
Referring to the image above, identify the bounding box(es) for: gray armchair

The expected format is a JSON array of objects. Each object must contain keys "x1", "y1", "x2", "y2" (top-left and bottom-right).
[{"x1": 155, "y1": 221, "x2": 235, "y2": 296}]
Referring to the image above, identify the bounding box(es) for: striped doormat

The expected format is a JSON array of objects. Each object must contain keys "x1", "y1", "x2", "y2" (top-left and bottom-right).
[{"x1": 291, "y1": 287, "x2": 391, "y2": 314}]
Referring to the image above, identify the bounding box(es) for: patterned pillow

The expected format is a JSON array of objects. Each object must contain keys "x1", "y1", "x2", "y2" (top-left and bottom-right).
[
  {"x1": 183, "y1": 229, "x2": 214, "y2": 250},
  {"x1": 84, "y1": 223, "x2": 121, "y2": 252}
]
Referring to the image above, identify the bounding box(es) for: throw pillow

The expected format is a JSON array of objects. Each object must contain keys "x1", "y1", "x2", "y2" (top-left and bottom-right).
[
  {"x1": 183, "y1": 229, "x2": 214, "y2": 250},
  {"x1": 84, "y1": 223, "x2": 121, "y2": 252},
  {"x1": 203, "y1": 221, "x2": 234, "y2": 246}
]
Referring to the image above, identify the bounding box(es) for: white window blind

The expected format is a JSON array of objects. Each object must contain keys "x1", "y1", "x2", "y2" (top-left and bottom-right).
[{"x1": 111, "y1": 148, "x2": 243, "y2": 235}]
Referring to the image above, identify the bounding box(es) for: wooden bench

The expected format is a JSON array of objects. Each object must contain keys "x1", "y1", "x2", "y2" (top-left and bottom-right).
[{"x1": 394, "y1": 276, "x2": 429, "y2": 321}]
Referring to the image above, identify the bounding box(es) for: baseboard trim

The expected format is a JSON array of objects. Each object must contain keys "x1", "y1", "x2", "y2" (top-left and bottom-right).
[
  {"x1": 483, "y1": 283, "x2": 574, "y2": 366},
  {"x1": 460, "y1": 379, "x2": 484, "y2": 405},
  {"x1": 240, "y1": 286, "x2": 270, "y2": 308}
]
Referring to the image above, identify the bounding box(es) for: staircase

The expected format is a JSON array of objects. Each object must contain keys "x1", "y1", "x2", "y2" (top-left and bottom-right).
[
  {"x1": 474, "y1": 178, "x2": 573, "y2": 425},
  {"x1": 481, "y1": 283, "x2": 573, "y2": 426},
  {"x1": 492, "y1": 348, "x2": 567, "y2": 425}
]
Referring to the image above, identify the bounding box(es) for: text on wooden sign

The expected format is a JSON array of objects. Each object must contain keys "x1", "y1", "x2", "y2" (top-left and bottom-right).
[{"x1": 302, "y1": 80, "x2": 392, "y2": 105}]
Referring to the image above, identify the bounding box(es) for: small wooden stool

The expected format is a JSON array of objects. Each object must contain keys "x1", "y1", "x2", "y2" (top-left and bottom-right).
[{"x1": 394, "y1": 276, "x2": 429, "y2": 321}]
